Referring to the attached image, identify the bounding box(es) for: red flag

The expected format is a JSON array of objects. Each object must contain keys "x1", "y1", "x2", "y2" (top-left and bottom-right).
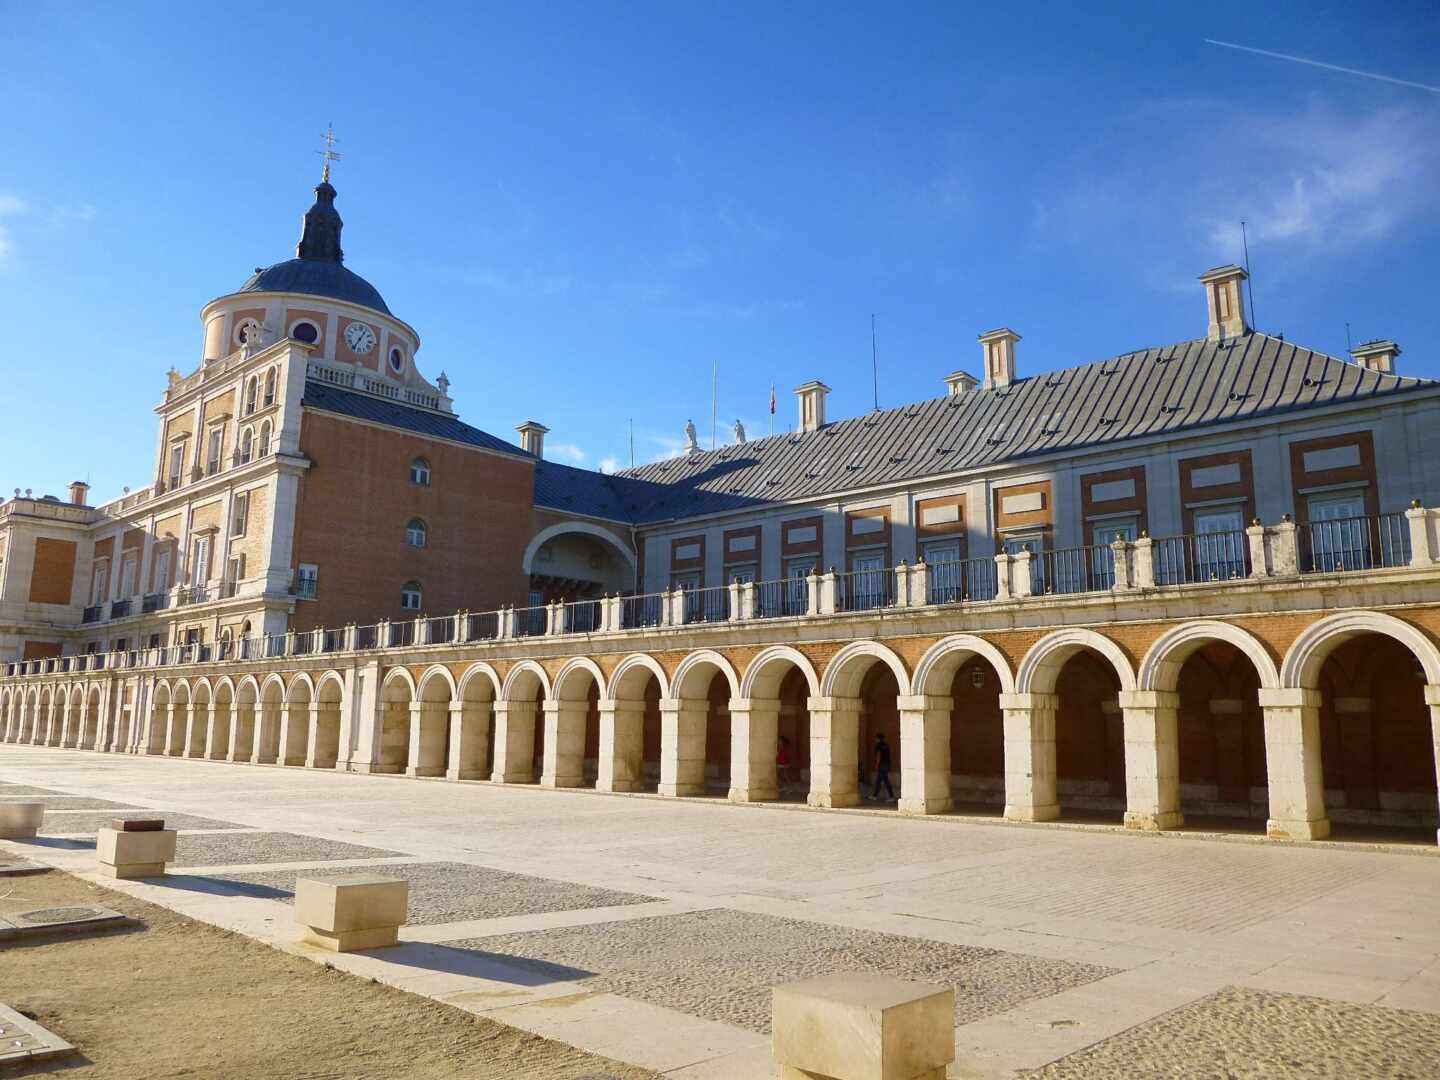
[{"x1": 769, "y1": 383, "x2": 776, "y2": 414}]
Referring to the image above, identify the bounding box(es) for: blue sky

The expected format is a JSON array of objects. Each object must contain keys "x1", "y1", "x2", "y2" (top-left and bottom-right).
[{"x1": 2, "y1": 2, "x2": 1438, "y2": 499}]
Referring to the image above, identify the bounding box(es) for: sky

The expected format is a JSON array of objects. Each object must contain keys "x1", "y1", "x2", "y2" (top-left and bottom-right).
[{"x1": 2, "y1": 2, "x2": 1438, "y2": 500}]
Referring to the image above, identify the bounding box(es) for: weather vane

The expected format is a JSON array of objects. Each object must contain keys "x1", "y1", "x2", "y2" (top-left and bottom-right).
[{"x1": 317, "y1": 124, "x2": 341, "y2": 182}]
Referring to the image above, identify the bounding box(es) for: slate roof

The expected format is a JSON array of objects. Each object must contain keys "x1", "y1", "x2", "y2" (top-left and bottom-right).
[
  {"x1": 239, "y1": 258, "x2": 392, "y2": 315},
  {"x1": 301, "y1": 332, "x2": 1432, "y2": 527},
  {"x1": 608, "y1": 332, "x2": 1433, "y2": 523}
]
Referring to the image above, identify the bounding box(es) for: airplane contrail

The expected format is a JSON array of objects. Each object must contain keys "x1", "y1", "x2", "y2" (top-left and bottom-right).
[{"x1": 1205, "y1": 39, "x2": 1440, "y2": 94}]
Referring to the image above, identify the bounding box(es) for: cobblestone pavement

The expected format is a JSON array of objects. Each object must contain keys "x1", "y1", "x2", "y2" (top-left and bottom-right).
[
  {"x1": 205, "y1": 861, "x2": 660, "y2": 924},
  {"x1": 38, "y1": 811, "x2": 248, "y2": 836},
  {"x1": 172, "y1": 831, "x2": 403, "y2": 867},
  {"x1": 453, "y1": 908, "x2": 1117, "y2": 1033},
  {"x1": 1026, "y1": 987, "x2": 1440, "y2": 1078}
]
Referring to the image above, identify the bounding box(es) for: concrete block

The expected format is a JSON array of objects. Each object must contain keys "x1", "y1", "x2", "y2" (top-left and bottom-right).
[
  {"x1": 0, "y1": 802, "x2": 43, "y2": 839},
  {"x1": 295, "y1": 874, "x2": 408, "y2": 952},
  {"x1": 772, "y1": 973, "x2": 954, "y2": 1080},
  {"x1": 97, "y1": 826, "x2": 177, "y2": 879}
]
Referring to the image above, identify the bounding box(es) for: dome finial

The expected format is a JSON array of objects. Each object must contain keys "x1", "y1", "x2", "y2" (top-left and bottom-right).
[{"x1": 317, "y1": 123, "x2": 341, "y2": 183}]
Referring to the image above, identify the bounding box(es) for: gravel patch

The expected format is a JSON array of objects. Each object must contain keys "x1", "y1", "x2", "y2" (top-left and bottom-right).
[
  {"x1": 0, "y1": 797, "x2": 142, "y2": 810},
  {"x1": 173, "y1": 831, "x2": 404, "y2": 867},
  {"x1": 0, "y1": 785, "x2": 63, "y2": 796},
  {"x1": 203, "y1": 861, "x2": 659, "y2": 924},
  {"x1": 39, "y1": 811, "x2": 246, "y2": 837},
  {"x1": 451, "y1": 908, "x2": 1116, "y2": 1033},
  {"x1": 1025, "y1": 987, "x2": 1440, "y2": 1078}
]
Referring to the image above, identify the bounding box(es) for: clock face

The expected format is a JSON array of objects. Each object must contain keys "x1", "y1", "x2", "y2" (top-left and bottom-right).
[{"x1": 344, "y1": 321, "x2": 377, "y2": 354}]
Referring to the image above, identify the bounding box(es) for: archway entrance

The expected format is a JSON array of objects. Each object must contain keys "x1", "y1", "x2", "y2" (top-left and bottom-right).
[
  {"x1": 1175, "y1": 642, "x2": 1267, "y2": 829},
  {"x1": 1054, "y1": 650, "x2": 1125, "y2": 822}
]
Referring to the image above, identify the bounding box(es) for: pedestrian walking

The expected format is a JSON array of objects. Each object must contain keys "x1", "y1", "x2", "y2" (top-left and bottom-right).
[{"x1": 869, "y1": 732, "x2": 895, "y2": 801}]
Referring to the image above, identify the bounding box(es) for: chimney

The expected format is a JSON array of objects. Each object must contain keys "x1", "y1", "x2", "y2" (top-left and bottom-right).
[
  {"x1": 978, "y1": 328, "x2": 1020, "y2": 390},
  {"x1": 515, "y1": 420, "x2": 549, "y2": 458},
  {"x1": 944, "y1": 370, "x2": 978, "y2": 397},
  {"x1": 794, "y1": 381, "x2": 831, "y2": 433},
  {"x1": 1351, "y1": 339, "x2": 1400, "y2": 375},
  {"x1": 1199, "y1": 264, "x2": 1249, "y2": 342},
  {"x1": 68, "y1": 480, "x2": 90, "y2": 506}
]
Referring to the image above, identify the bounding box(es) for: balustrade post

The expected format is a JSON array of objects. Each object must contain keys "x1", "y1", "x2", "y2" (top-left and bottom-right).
[
  {"x1": 894, "y1": 562, "x2": 911, "y2": 607},
  {"x1": 413, "y1": 616, "x2": 426, "y2": 646},
  {"x1": 1133, "y1": 535, "x2": 1155, "y2": 588},
  {"x1": 453, "y1": 611, "x2": 466, "y2": 642},
  {"x1": 497, "y1": 607, "x2": 515, "y2": 639},
  {"x1": 1012, "y1": 550, "x2": 1034, "y2": 598},
  {"x1": 1271, "y1": 517, "x2": 1299, "y2": 576},
  {"x1": 1110, "y1": 538, "x2": 1134, "y2": 590},
  {"x1": 375, "y1": 620, "x2": 391, "y2": 648},
  {"x1": 805, "y1": 572, "x2": 821, "y2": 617},
  {"x1": 911, "y1": 560, "x2": 929, "y2": 606},
  {"x1": 662, "y1": 589, "x2": 684, "y2": 627},
  {"x1": 1246, "y1": 522, "x2": 1270, "y2": 577},
  {"x1": 739, "y1": 581, "x2": 756, "y2": 620},
  {"x1": 994, "y1": 552, "x2": 1014, "y2": 600},
  {"x1": 819, "y1": 570, "x2": 840, "y2": 615},
  {"x1": 1407, "y1": 503, "x2": 1434, "y2": 568},
  {"x1": 343, "y1": 623, "x2": 357, "y2": 651},
  {"x1": 727, "y1": 580, "x2": 742, "y2": 622},
  {"x1": 283, "y1": 629, "x2": 297, "y2": 656}
]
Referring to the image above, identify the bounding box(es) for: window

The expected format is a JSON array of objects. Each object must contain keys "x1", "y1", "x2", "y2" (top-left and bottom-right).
[
  {"x1": 224, "y1": 555, "x2": 245, "y2": 597},
  {"x1": 291, "y1": 320, "x2": 319, "y2": 345},
  {"x1": 263, "y1": 368, "x2": 277, "y2": 408},
  {"x1": 231, "y1": 492, "x2": 249, "y2": 537},
  {"x1": 783, "y1": 557, "x2": 815, "y2": 616},
  {"x1": 167, "y1": 443, "x2": 185, "y2": 489},
  {"x1": 389, "y1": 346, "x2": 405, "y2": 374},
  {"x1": 240, "y1": 428, "x2": 254, "y2": 464},
  {"x1": 189, "y1": 536, "x2": 210, "y2": 588},
  {"x1": 244, "y1": 377, "x2": 258, "y2": 416},
  {"x1": 1306, "y1": 493, "x2": 1370, "y2": 571},
  {"x1": 153, "y1": 546, "x2": 172, "y2": 591},
  {"x1": 118, "y1": 552, "x2": 137, "y2": 598},
  {"x1": 405, "y1": 518, "x2": 428, "y2": 548},
  {"x1": 1193, "y1": 508, "x2": 1247, "y2": 579},
  {"x1": 206, "y1": 426, "x2": 223, "y2": 475},
  {"x1": 410, "y1": 457, "x2": 431, "y2": 486},
  {"x1": 1005, "y1": 534, "x2": 1045, "y2": 592},
  {"x1": 235, "y1": 319, "x2": 261, "y2": 348},
  {"x1": 147, "y1": 633, "x2": 161, "y2": 650},
  {"x1": 90, "y1": 559, "x2": 109, "y2": 605},
  {"x1": 400, "y1": 581, "x2": 423, "y2": 610},
  {"x1": 258, "y1": 421, "x2": 272, "y2": 456},
  {"x1": 296, "y1": 563, "x2": 318, "y2": 600}
]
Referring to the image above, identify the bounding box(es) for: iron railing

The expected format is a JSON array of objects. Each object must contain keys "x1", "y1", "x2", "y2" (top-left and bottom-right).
[
  {"x1": 465, "y1": 611, "x2": 500, "y2": 641},
  {"x1": 1153, "y1": 530, "x2": 1250, "y2": 586},
  {"x1": 564, "y1": 599, "x2": 603, "y2": 633},
  {"x1": 1299, "y1": 513, "x2": 1410, "y2": 574},
  {"x1": 110, "y1": 599, "x2": 132, "y2": 619},
  {"x1": 1032, "y1": 545, "x2": 1115, "y2": 595},
  {"x1": 142, "y1": 592, "x2": 169, "y2": 614},
  {"x1": 927, "y1": 558, "x2": 999, "y2": 603},
  {"x1": 837, "y1": 568, "x2": 894, "y2": 611},
  {"x1": 754, "y1": 577, "x2": 810, "y2": 619},
  {"x1": 682, "y1": 586, "x2": 730, "y2": 624},
  {"x1": 620, "y1": 593, "x2": 665, "y2": 630}
]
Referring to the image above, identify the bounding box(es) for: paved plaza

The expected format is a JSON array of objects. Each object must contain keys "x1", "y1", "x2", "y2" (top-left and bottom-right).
[{"x1": 3, "y1": 746, "x2": 1440, "y2": 1077}]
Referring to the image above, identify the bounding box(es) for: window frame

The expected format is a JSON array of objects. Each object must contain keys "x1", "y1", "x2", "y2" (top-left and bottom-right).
[
  {"x1": 405, "y1": 518, "x2": 429, "y2": 548},
  {"x1": 409, "y1": 457, "x2": 432, "y2": 486},
  {"x1": 400, "y1": 580, "x2": 423, "y2": 611}
]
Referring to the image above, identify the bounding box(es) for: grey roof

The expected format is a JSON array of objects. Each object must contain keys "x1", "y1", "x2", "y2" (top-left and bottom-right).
[
  {"x1": 611, "y1": 333, "x2": 1433, "y2": 523},
  {"x1": 302, "y1": 381, "x2": 527, "y2": 458},
  {"x1": 239, "y1": 258, "x2": 391, "y2": 315}
]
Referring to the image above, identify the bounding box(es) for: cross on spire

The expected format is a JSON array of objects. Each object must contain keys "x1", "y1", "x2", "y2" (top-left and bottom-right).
[{"x1": 317, "y1": 124, "x2": 341, "y2": 183}]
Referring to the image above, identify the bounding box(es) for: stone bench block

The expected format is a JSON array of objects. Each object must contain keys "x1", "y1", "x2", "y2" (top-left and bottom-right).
[
  {"x1": 295, "y1": 874, "x2": 408, "y2": 952},
  {"x1": 97, "y1": 825, "x2": 177, "y2": 879},
  {"x1": 0, "y1": 802, "x2": 44, "y2": 839},
  {"x1": 772, "y1": 973, "x2": 954, "y2": 1080}
]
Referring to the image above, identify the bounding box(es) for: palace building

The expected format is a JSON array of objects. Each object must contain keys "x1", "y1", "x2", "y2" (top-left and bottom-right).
[{"x1": 4, "y1": 171, "x2": 1440, "y2": 846}]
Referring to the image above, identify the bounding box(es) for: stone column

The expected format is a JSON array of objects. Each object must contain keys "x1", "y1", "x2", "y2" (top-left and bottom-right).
[
  {"x1": 897, "y1": 694, "x2": 953, "y2": 815},
  {"x1": 228, "y1": 703, "x2": 254, "y2": 762},
  {"x1": 1259, "y1": 687, "x2": 1329, "y2": 840},
  {"x1": 1117, "y1": 690, "x2": 1183, "y2": 830},
  {"x1": 806, "y1": 696, "x2": 861, "y2": 808},
  {"x1": 1000, "y1": 692, "x2": 1060, "y2": 822},
  {"x1": 203, "y1": 702, "x2": 223, "y2": 760},
  {"x1": 447, "y1": 699, "x2": 491, "y2": 780},
  {"x1": 1407, "y1": 506, "x2": 1433, "y2": 568},
  {"x1": 658, "y1": 698, "x2": 707, "y2": 797},
  {"x1": 1246, "y1": 523, "x2": 1271, "y2": 578},
  {"x1": 278, "y1": 702, "x2": 307, "y2": 766},
  {"x1": 405, "y1": 700, "x2": 448, "y2": 777},
  {"x1": 596, "y1": 698, "x2": 645, "y2": 792},
  {"x1": 490, "y1": 700, "x2": 538, "y2": 783},
  {"x1": 309, "y1": 699, "x2": 342, "y2": 769},
  {"x1": 1427, "y1": 684, "x2": 1440, "y2": 847},
  {"x1": 1271, "y1": 519, "x2": 1299, "y2": 576},
  {"x1": 162, "y1": 701, "x2": 182, "y2": 756},
  {"x1": 540, "y1": 700, "x2": 586, "y2": 788},
  {"x1": 728, "y1": 697, "x2": 779, "y2": 802}
]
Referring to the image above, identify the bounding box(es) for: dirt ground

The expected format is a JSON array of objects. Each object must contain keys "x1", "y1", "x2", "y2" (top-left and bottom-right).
[{"x1": 0, "y1": 869, "x2": 658, "y2": 1079}]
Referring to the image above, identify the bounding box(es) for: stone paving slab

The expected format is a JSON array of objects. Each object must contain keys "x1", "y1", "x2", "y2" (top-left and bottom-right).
[
  {"x1": 172, "y1": 831, "x2": 405, "y2": 867},
  {"x1": 0, "y1": 857, "x2": 47, "y2": 877},
  {"x1": 450, "y1": 908, "x2": 1117, "y2": 1034},
  {"x1": 1024, "y1": 986, "x2": 1440, "y2": 1077},
  {"x1": 0, "y1": 785, "x2": 62, "y2": 796},
  {"x1": 0, "y1": 904, "x2": 135, "y2": 941},
  {"x1": 0, "y1": 1004, "x2": 75, "y2": 1066},
  {"x1": 203, "y1": 861, "x2": 660, "y2": 925},
  {"x1": 38, "y1": 811, "x2": 247, "y2": 837},
  {"x1": 0, "y1": 796, "x2": 142, "y2": 810}
]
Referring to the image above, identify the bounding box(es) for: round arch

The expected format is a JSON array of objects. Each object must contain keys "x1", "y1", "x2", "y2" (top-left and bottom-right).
[
  {"x1": 381, "y1": 666, "x2": 418, "y2": 698},
  {"x1": 191, "y1": 677, "x2": 214, "y2": 704},
  {"x1": 286, "y1": 672, "x2": 316, "y2": 702},
  {"x1": 522, "y1": 521, "x2": 637, "y2": 580},
  {"x1": 458, "y1": 662, "x2": 503, "y2": 701},
  {"x1": 1017, "y1": 628, "x2": 1137, "y2": 695},
  {"x1": 315, "y1": 670, "x2": 346, "y2": 702},
  {"x1": 501, "y1": 660, "x2": 552, "y2": 702},
  {"x1": 912, "y1": 634, "x2": 1017, "y2": 697},
  {"x1": 213, "y1": 676, "x2": 237, "y2": 703},
  {"x1": 235, "y1": 675, "x2": 261, "y2": 703},
  {"x1": 740, "y1": 645, "x2": 820, "y2": 699},
  {"x1": 1281, "y1": 611, "x2": 1440, "y2": 690},
  {"x1": 672, "y1": 650, "x2": 741, "y2": 700},
  {"x1": 820, "y1": 640, "x2": 912, "y2": 699},
  {"x1": 553, "y1": 657, "x2": 606, "y2": 702},
  {"x1": 1139, "y1": 620, "x2": 1280, "y2": 693},
  {"x1": 608, "y1": 653, "x2": 670, "y2": 701},
  {"x1": 417, "y1": 664, "x2": 458, "y2": 702}
]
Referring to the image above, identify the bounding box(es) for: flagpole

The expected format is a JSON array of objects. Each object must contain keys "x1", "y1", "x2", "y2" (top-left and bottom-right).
[{"x1": 711, "y1": 362, "x2": 718, "y2": 450}]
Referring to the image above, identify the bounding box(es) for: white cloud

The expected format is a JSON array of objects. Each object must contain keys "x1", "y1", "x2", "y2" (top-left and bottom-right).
[
  {"x1": 0, "y1": 194, "x2": 28, "y2": 216},
  {"x1": 597, "y1": 456, "x2": 620, "y2": 474},
  {"x1": 547, "y1": 442, "x2": 587, "y2": 465},
  {"x1": 0, "y1": 193, "x2": 98, "y2": 267}
]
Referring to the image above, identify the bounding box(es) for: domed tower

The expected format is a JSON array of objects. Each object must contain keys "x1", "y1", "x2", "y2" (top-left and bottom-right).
[{"x1": 198, "y1": 173, "x2": 448, "y2": 411}]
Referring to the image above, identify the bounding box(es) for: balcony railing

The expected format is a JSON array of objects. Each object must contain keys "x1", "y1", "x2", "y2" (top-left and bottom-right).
[
  {"x1": 294, "y1": 578, "x2": 319, "y2": 600},
  {"x1": 176, "y1": 585, "x2": 209, "y2": 607},
  {"x1": 1299, "y1": 513, "x2": 1411, "y2": 575},
  {"x1": 110, "y1": 599, "x2": 132, "y2": 619},
  {"x1": 142, "y1": 591, "x2": 169, "y2": 613},
  {"x1": 82, "y1": 605, "x2": 102, "y2": 624},
  {"x1": 11, "y1": 509, "x2": 1438, "y2": 678}
]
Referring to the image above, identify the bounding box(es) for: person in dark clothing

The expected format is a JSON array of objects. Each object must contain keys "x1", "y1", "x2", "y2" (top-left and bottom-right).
[{"x1": 869, "y1": 732, "x2": 895, "y2": 800}]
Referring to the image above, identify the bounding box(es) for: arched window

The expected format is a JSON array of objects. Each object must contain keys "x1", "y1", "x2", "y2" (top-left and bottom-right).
[
  {"x1": 291, "y1": 320, "x2": 320, "y2": 345},
  {"x1": 400, "y1": 581, "x2": 423, "y2": 611},
  {"x1": 239, "y1": 428, "x2": 254, "y2": 464},
  {"x1": 405, "y1": 519, "x2": 428, "y2": 548},
  {"x1": 263, "y1": 368, "x2": 277, "y2": 408},
  {"x1": 410, "y1": 457, "x2": 431, "y2": 486},
  {"x1": 243, "y1": 377, "x2": 258, "y2": 416},
  {"x1": 258, "y1": 421, "x2": 272, "y2": 457}
]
